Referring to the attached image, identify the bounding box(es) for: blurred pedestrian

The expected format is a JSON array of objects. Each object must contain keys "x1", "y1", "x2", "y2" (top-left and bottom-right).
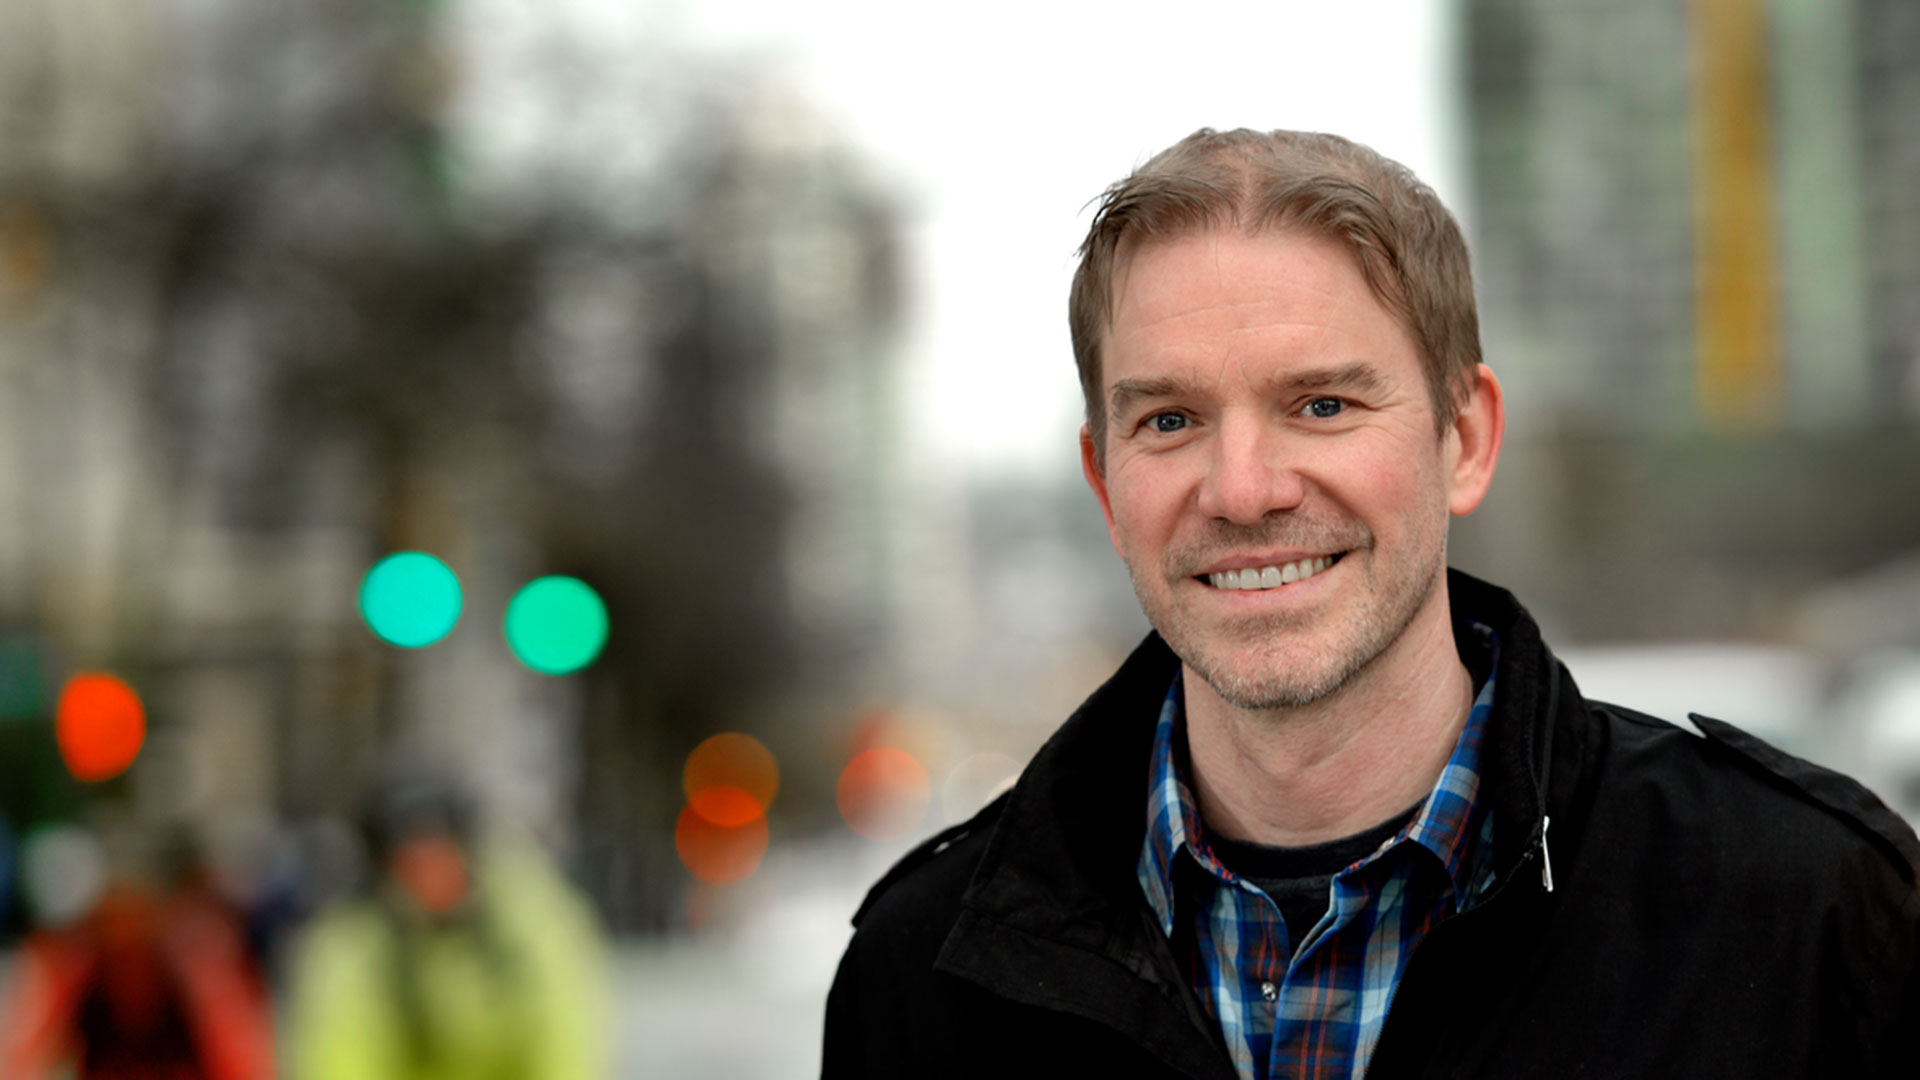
[
  {"x1": 286, "y1": 763, "x2": 609, "y2": 1080},
  {"x1": 1, "y1": 827, "x2": 273, "y2": 1080}
]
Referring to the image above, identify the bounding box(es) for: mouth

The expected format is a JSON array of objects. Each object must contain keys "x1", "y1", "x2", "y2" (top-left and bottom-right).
[{"x1": 1196, "y1": 553, "x2": 1345, "y2": 592}]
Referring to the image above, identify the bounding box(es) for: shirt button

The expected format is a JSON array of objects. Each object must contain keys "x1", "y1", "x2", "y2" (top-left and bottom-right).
[{"x1": 1260, "y1": 981, "x2": 1278, "y2": 1002}]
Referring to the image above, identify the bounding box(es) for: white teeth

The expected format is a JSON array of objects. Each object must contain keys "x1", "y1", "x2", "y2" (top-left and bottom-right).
[{"x1": 1207, "y1": 555, "x2": 1339, "y2": 591}]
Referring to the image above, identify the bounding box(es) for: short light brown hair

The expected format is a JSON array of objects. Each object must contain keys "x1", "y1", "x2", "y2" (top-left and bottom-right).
[{"x1": 1069, "y1": 128, "x2": 1481, "y2": 466}]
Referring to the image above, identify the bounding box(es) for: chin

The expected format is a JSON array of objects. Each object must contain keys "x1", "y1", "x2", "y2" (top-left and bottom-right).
[
  {"x1": 1159, "y1": 579, "x2": 1436, "y2": 713},
  {"x1": 1188, "y1": 640, "x2": 1367, "y2": 711}
]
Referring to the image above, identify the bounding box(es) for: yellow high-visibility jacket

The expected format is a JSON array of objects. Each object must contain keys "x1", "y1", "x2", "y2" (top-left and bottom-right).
[{"x1": 287, "y1": 843, "x2": 608, "y2": 1080}]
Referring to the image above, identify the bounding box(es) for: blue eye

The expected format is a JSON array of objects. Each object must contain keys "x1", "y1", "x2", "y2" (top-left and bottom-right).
[
  {"x1": 1151, "y1": 412, "x2": 1188, "y2": 433},
  {"x1": 1304, "y1": 398, "x2": 1344, "y2": 419}
]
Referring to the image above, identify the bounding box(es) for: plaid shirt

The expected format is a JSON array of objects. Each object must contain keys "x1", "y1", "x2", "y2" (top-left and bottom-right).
[{"x1": 1136, "y1": 626, "x2": 1501, "y2": 1080}]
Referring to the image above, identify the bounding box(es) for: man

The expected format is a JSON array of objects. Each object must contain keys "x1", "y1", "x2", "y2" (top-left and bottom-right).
[{"x1": 823, "y1": 128, "x2": 1920, "y2": 1078}]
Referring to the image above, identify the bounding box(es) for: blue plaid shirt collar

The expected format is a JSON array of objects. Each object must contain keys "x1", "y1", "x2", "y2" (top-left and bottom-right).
[{"x1": 1139, "y1": 624, "x2": 1500, "y2": 939}]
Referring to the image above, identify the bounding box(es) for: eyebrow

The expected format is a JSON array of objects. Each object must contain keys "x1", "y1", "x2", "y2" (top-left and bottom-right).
[
  {"x1": 1106, "y1": 362, "x2": 1390, "y2": 420},
  {"x1": 1107, "y1": 375, "x2": 1201, "y2": 421},
  {"x1": 1274, "y1": 362, "x2": 1390, "y2": 397}
]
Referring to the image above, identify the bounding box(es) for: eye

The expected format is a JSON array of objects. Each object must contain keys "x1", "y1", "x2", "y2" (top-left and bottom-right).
[
  {"x1": 1302, "y1": 397, "x2": 1345, "y2": 419},
  {"x1": 1148, "y1": 411, "x2": 1189, "y2": 434}
]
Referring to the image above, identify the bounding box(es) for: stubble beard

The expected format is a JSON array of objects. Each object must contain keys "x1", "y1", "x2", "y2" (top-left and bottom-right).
[{"x1": 1126, "y1": 513, "x2": 1449, "y2": 711}]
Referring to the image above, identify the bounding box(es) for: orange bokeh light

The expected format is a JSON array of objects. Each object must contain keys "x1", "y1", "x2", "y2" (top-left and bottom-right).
[
  {"x1": 55, "y1": 673, "x2": 145, "y2": 783},
  {"x1": 683, "y1": 733, "x2": 779, "y2": 822},
  {"x1": 688, "y1": 784, "x2": 764, "y2": 828},
  {"x1": 837, "y1": 746, "x2": 931, "y2": 841},
  {"x1": 674, "y1": 802, "x2": 769, "y2": 886}
]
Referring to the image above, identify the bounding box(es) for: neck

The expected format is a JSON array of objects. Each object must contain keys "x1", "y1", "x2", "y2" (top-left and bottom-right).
[{"x1": 1182, "y1": 583, "x2": 1474, "y2": 847}]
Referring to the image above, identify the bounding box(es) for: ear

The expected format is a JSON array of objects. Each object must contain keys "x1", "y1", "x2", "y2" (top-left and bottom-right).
[
  {"x1": 1079, "y1": 425, "x2": 1125, "y2": 555},
  {"x1": 1446, "y1": 364, "x2": 1505, "y2": 517}
]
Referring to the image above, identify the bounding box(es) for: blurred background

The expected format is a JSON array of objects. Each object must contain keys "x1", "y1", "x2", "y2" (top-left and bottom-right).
[{"x1": 0, "y1": 0, "x2": 1916, "y2": 1076}]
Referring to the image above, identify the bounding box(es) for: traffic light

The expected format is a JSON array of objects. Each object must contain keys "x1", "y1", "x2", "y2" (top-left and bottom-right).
[
  {"x1": 358, "y1": 552, "x2": 463, "y2": 648},
  {"x1": 503, "y1": 576, "x2": 607, "y2": 675},
  {"x1": 54, "y1": 674, "x2": 145, "y2": 783}
]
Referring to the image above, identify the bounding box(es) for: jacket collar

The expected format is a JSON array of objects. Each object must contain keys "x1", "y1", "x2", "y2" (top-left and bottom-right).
[
  {"x1": 936, "y1": 627, "x2": 1232, "y2": 1078},
  {"x1": 1447, "y1": 570, "x2": 1567, "y2": 874},
  {"x1": 934, "y1": 570, "x2": 1579, "y2": 1074}
]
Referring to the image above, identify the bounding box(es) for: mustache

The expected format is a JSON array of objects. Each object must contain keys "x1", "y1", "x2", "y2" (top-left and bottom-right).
[{"x1": 1165, "y1": 516, "x2": 1370, "y2": 577}]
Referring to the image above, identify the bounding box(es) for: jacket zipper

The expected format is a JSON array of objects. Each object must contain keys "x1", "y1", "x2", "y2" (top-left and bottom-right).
[{"x1": 1539, "y1": 815, "x2": 1554, "y2": 893}]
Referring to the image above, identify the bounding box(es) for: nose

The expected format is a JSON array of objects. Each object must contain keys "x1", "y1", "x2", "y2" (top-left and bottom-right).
[{"x1": 1194, "y1": 412, "x2": 1306, "y2": 524}]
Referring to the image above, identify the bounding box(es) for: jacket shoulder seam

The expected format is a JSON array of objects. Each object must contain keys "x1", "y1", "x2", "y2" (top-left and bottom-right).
[
  {"x1": 1688, "y1": 712, "x2": 1920, "y2": 881},
  {"x1": 1588, "y1": 700, "x2": 1681, "y2": 734}
]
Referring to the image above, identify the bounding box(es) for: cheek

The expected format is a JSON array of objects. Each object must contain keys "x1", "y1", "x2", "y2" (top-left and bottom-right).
[
  {"x1": 1305, "y1": 439, "x2": 1441, "y2": 531},
  {"x1": 1355, "y1": 446, "x2": 1452, "y2": 532},
  {"x1": 1103, "y1": 467, "x2": 1184, "y2": 550}
]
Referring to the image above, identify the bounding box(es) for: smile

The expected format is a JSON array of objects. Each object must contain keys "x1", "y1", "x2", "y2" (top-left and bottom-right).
[{"x1": 1201, "y1": 554, "x2": 1343, "y2": 591}]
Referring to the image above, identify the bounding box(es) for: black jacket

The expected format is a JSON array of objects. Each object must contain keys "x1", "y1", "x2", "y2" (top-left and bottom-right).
[{"x1": 824, "y1": 571, "x2": 1920, "y2": 1078}]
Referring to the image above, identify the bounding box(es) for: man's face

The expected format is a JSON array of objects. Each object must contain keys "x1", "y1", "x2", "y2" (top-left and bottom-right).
[{"x1": 1082, "y1": 227, "x2": 1487, "y2": 710}]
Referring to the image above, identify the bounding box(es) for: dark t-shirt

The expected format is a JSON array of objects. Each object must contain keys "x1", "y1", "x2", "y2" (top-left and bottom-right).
[{"x1": 1208, "y1": 804, "x2": 1421, "y2": 951}]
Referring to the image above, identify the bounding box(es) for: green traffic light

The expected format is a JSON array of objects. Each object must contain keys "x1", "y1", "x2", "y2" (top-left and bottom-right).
[
  {"x1": 504, "y1": 576, "x2": 607, "y2": 675},
  {"x1": 359, "y1": 552, "x2": 463, "y2": 648}
]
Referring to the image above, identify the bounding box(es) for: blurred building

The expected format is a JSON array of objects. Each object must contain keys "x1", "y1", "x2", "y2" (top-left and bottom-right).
[
  {"x1": 0, "y1": 0, "x2": 908, "y2": 935},
  {"x1": 1465, "y1": 0, "x2": 1920, "y2": 429},
  {"x1": 1453, "y1": 0, "x2": 1920, "y2": 646}
]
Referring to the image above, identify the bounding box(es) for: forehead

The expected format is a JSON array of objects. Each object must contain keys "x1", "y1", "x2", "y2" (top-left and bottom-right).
[{"x1": 1103, "y1": 227, "x2": 1411, "y2": 386}]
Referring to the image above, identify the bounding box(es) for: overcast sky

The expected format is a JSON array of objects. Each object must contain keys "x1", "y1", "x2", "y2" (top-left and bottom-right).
[{"x1": 463, "y1": 0, "x2": 1461, "y2": 476}]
